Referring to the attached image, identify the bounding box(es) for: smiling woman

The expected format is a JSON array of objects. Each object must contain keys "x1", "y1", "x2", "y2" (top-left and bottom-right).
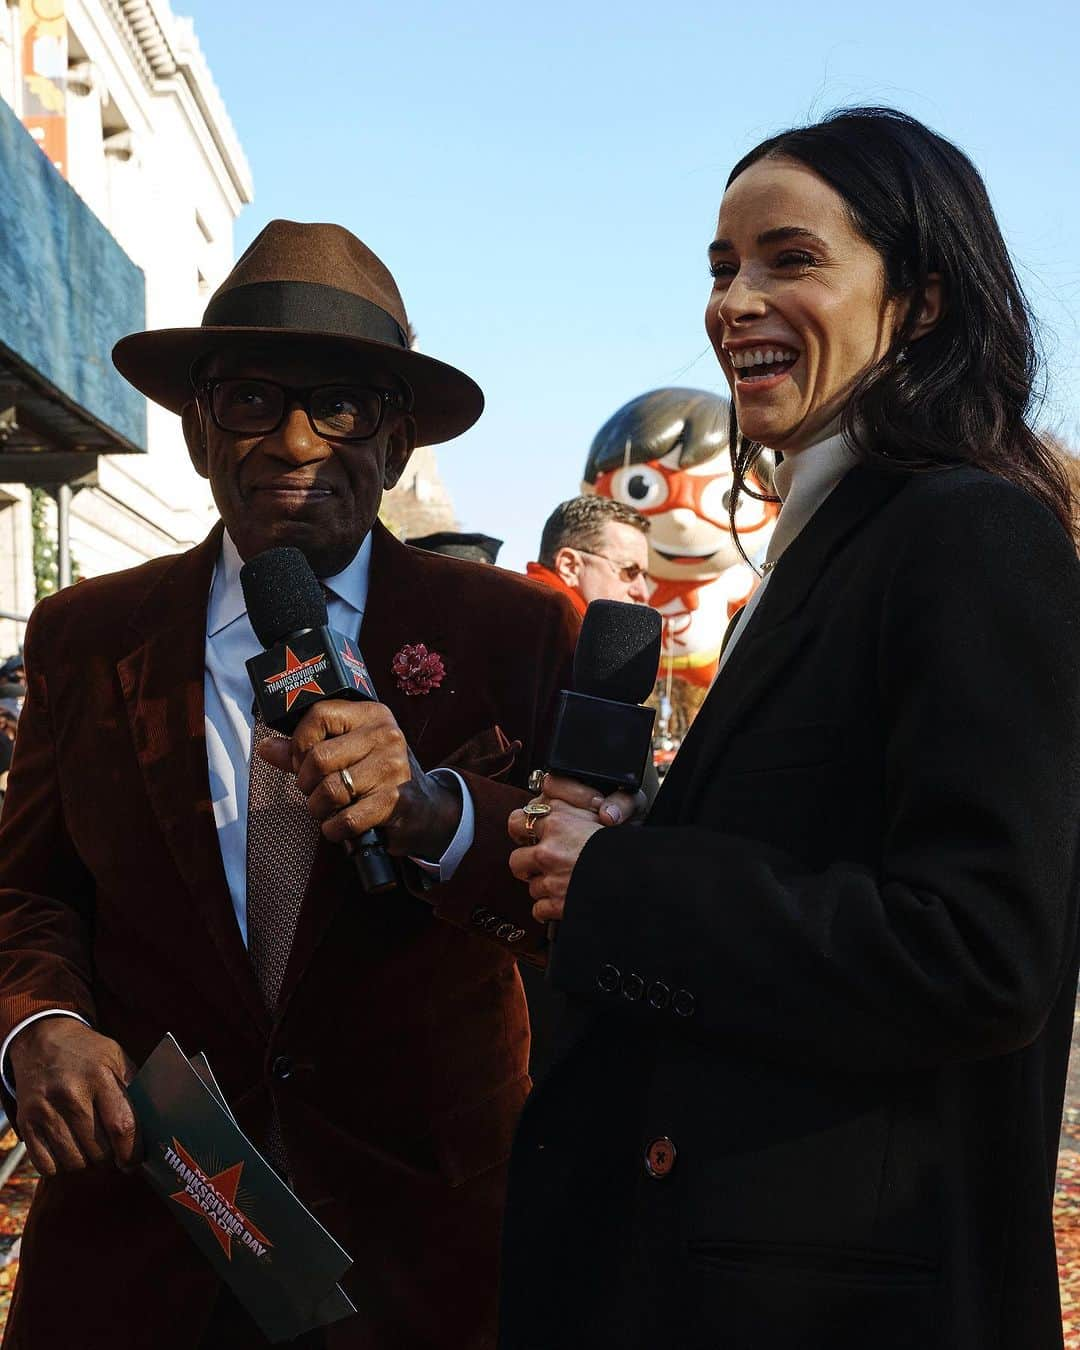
[
  {"x1": 709, "y1": 106, "x2": 1070, "y2": 536},
  {"x1": 499, "y1": 107, "x2": 1080, "y2": 1350}
]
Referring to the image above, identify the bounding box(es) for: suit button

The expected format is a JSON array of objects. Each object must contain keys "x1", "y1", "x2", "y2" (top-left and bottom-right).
[
  {"x1": 272, "y1": 1055, "x2": 293, "y2": 1082},
  {"x1": 483, "y1": 914, "x2": 501, "y2": 932},
  {"x1": 508, "y1": 928, "x2": 525, "y2": 942},
  {"x1": 647, "y1": 980, "x2": 671, "y2": 1010},
  {"x1": 644, "y1": 1137, "x2": 676, "y2": 1179},
  {"x1": 596, "y1": 963, "x2": 621, "y2": 994},
  {"x1": 672, "y1": 989, "x2": 696, "y2": 1018},
  {"x1": 496, "y1": 922, "x2": 513, "y2": 939},
  {"x1": 471, "y1": 906, "x2": 491, "y2": 925},
  {"x1": 621, "y1": 972, "x2": 645, "y2": 1001}
]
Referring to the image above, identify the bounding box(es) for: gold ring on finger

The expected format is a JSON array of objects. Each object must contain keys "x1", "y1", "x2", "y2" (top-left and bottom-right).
[
  {"x1": 528, "y1": 768, "x2": 547, "y2": 794},
  {"x1": 340, "y1": 765, "x2": 358, "y2": 801},
  {"x1": 522, "y1": 798, "x2": 552, "y2": 840}
]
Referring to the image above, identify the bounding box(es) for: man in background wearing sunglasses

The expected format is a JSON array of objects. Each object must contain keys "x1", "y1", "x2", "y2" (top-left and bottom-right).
[
  {"x1": 526, "y1": 495, "x2": 651, "y2": 614},
  {"x1": 0, "y1": 220, "x2": 581, "y2": 1349}
]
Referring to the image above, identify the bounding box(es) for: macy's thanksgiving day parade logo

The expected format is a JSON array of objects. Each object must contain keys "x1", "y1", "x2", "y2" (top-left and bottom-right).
[{"x1": 164, "y1": 1138, "x2": 273, "y2": 1261}]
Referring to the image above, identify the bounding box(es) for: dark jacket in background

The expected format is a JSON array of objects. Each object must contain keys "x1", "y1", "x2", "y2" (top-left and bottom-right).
[{"x1": 500, "y1": 466, "x2": 1080, "y2": 1350}]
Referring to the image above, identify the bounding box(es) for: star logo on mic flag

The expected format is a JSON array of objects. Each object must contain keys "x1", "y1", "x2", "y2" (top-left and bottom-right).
[
  {"x1": 263, "y1": 646, "x2": 327, "y2": 711},
  {"x1": 167, "y1": 1139, "x2": 273, "y2": 1261},
  {"x1": 338, "y1": 638, "x2": 376, "y2": 699}
]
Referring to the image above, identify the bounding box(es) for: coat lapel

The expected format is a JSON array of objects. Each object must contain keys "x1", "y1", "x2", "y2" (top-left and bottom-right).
[
  {"x1": 275, "y1": 525, "x2": 455, "y2": 1018},
  {"x1": 117, "y1": 524, "x2": 269, "y2": 1033},
  {"x1": 650, "y1": 466, "x2": 906, "y2": 824},
  {"x1": 357, "y1": 523, "x2": 452, "y2": 750}
]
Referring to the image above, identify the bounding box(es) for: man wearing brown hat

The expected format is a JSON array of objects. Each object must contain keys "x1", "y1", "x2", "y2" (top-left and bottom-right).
[{"x1": 0, "y1": 221, "x2": 578, "y2": 1349}]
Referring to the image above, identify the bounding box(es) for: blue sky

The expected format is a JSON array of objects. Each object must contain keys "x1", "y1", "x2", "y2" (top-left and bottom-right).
[{"x1": 183, "y1": 0, "x2": 1080, "y2": 570}]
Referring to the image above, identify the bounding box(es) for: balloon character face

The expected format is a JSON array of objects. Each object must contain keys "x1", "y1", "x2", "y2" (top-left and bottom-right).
[
  {"x1": 593, "y1": 450, "x2": 772, "y2": 581},
  {"x1": 583, "y1": 387, "x2": 776, "y2": 583}
]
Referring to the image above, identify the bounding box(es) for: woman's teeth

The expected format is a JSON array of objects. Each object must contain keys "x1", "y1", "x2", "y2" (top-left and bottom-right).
[{"x1": 729, "y1": 347, "x2": 800, "y2": 381}]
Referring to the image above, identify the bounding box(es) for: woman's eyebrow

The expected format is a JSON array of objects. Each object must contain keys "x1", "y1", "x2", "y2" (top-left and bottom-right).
[{"x1": 708, "y1": 226, "x2": 828, "y2": 254}]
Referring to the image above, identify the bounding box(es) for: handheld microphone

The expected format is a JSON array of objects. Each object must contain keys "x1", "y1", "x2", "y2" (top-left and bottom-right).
[
  {"x1": 546, "y1": 600, "x2": 662, "y2": 792},
  {"x1": 240, "y1": 546, "x2": 398, "y2": 895},
  {"x1": 542, "y1": 600, "x2": 662, "y2": 938}
]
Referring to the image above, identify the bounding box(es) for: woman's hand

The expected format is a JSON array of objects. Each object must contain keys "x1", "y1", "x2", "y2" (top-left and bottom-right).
[{"x1": 508, "y1": 772, "x2": 643, "y2": 923}]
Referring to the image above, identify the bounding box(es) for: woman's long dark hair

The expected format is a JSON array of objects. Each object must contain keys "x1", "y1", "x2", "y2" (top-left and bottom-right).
[{"x1": 724, "y1": 107, "x2": 1072, "y2": 536}]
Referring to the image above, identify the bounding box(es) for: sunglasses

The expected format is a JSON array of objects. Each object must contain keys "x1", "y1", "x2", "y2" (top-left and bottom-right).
[{"x1": 577, "y1": 550, "x2": 647, "y2": 583}]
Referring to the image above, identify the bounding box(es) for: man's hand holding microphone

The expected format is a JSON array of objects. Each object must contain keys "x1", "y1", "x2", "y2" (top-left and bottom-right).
[{"x1": 242, "y1": 545, "x2": 462, "y2": 879}]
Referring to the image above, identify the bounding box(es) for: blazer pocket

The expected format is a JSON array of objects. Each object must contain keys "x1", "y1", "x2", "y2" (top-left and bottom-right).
[
  {"x1": 438, "y1": 724, "x2": 522, "y2": 781},
  {"x1": 686, "y1": 1239, "x2": 937, "y2": 1286},
  {"x1": 684, "y1": 1241, "x2": 939, "y2": 1350},
  {"x1": 722, "y1": 721, "x2": 840, "y2": 775},
  {"x1": 429, "y1": 1073, "x2": 531, "y2": 1187}
]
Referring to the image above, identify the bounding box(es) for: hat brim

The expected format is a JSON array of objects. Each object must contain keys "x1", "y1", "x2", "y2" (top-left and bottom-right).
[{"x1": 112, "y1": 327, "x2": 484, "y2": 446}]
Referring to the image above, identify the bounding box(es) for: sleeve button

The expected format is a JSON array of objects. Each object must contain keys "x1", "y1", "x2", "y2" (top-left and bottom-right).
[
  {"x1": 621, "y1": 972, "x2": 645, "y2": 1001},
  {"x1": 647, "y1": 980, "x2": 671, "y2": 1011},
  {"x1": 471, "y1": 907, "x2": 491, "y2": 925},
  {"x1": 672, "y1": 989, "x2": 696, "y2": 1018},
  {"x1": 596, "y1": 963, "x2": 621, "y2": 994},
  {"x1": 496, "y1": 922, "x2": 513, "y2": 939}
]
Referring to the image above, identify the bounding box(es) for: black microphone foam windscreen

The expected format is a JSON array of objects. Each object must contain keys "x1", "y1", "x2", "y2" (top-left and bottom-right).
[
  {"x1": 573, "y1": 600, "x2": 662, "y2": 705},
  {"x1": 240, "y1": 546, "x2": 327, "y2": 648}
]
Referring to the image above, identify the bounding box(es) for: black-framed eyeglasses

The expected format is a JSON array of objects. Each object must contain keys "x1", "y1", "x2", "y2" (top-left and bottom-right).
[
  {"x1": 199, "y1": 378, "x2": 409, "y2": 442},
  {"x1": 576, "y1": 549, "x2": 647, "y2": 583}
]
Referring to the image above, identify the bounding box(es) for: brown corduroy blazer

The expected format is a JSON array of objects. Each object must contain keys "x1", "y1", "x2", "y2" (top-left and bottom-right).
[{"x1": 0, "y1": 521, "x2": 577, "y2": 1350}]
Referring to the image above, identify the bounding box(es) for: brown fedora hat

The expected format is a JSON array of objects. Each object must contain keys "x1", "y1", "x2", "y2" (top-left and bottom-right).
[{"x1": 112, "y1": 219, "x2": 483, "y2": 446}]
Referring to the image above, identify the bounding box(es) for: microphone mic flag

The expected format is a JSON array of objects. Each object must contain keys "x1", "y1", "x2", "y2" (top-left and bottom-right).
[
  {"x1": 240, "y1": 546, "x2": 397, "y2": 895},
  {"x1": 545, "y1": 599, "x2": 662, "y2": 794}
]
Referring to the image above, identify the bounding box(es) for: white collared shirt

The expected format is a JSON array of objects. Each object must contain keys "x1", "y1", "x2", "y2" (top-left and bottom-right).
[
  {"x1": 718, "y1": 431, "x2": 858, "y2": 672},
  {"x1": 1, "y1": 529, "x2": 474, "y2": 1086}
]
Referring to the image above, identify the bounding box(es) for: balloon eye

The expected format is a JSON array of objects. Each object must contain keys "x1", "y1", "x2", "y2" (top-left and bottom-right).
[
  {"x1": 627, "y1": 475, "x2": 650, "y2": 500},
  {"x1": 609, "y1": 465, "x2": 669, "y2": 510},
  {"x1": 699, "y1": 478, "x2": 730, "y2": 523}
]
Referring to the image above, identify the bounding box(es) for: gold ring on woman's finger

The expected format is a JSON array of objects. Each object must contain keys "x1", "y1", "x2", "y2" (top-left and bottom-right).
[
  {"x1": 523, "y1": 798, "x2": 552, "y2": 840},
  {"x1": 340, "y1": 766, "x2": 358, "y2": 801}
]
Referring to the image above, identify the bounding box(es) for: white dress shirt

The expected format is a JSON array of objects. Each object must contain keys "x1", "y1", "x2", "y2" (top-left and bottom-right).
[
  {"x1": 718, "y1": 431, "x2": 858, "y2": 672},
  {"x1": 1, "y1": 529, "x2": 474, "y2": 1086}
]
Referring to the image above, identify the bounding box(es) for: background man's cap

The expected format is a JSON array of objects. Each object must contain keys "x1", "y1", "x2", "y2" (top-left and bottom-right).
[
  {"x1": 112, "y1": 220, "x2": 484, "y2": 446},
  {"x1": 408, "y1": 531, "x2": 503, "y2": 565},
  {"x1": 0, "y1": 698, "x2": 20, "y2": 721}
]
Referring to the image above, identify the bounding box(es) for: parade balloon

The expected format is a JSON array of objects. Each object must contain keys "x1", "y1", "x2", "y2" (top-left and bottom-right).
[{"x1": 583, "y1": 387, "x2": 777, "y2": 690}]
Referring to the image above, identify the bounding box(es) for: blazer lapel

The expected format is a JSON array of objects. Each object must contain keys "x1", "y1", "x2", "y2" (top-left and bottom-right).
[
  {"x1": 275, "y1": 525, "x2": 454, "y2": 1017},
  {"x1": 117, "y1": 524, "x2": 269, "y2": 1033},
  {"x1": 357, "y1": 523, "x2": 452, "y2": 750},
  {"x1": 650, "y1": 466, "x2": 906, "y2": 824}
]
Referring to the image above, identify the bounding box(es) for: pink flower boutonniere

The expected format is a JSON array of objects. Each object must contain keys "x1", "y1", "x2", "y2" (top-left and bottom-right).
[{"x1": 392, "y1": 643, "x2": 446, "y2": 696}]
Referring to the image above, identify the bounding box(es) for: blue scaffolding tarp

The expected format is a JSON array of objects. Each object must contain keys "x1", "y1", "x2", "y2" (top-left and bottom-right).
[{"x1": 0, "y1": 94, "x2": 146, "y2": 453}]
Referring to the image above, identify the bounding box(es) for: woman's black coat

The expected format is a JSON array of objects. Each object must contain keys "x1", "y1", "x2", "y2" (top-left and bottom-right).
[{"x1": 499, "y1": 465, "x2": 1080, "y2": 1350}]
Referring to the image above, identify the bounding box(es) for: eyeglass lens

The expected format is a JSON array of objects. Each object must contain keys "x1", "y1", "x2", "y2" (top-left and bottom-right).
[{"x1": 210, "y1": 379, "x2": 385, "y2": 440}]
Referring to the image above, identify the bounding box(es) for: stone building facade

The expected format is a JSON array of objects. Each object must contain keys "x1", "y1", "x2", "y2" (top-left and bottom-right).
[{"x1": 0, "y1": 0, "x2": 251, "y2": 654}]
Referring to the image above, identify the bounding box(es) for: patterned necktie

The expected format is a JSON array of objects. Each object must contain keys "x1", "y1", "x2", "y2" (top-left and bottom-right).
[
  {"x1": 246, "y1": 714, "x2": 322, "y2": 1012},
  {"x1": 246, "y1": 714, "x2": 322, "y2": 1177}
]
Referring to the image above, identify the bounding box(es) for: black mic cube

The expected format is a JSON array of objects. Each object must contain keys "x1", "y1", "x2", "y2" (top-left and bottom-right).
[{"x1": 545, "y1": 690, "x2": 656, "y2": 794}]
